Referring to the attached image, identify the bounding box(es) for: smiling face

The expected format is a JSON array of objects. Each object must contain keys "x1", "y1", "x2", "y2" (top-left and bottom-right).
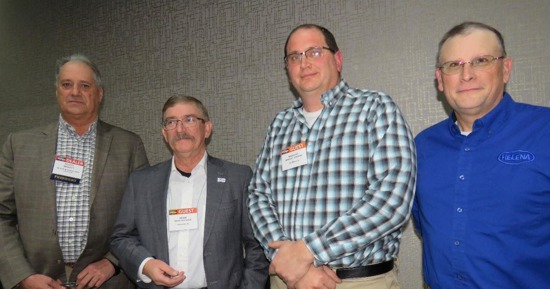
[
  {"x1": 56, "y1": 61, "x2": 103, "y2": 124},
  {"x1": 162, "y1": 102, "x2": 212, "y2": 160},
  {"x1": 436, "y1": 29, "x2": 512, "y2": 126},
  {"x1": 285, "y1": 27, "x2": 342, "y2": 100}
]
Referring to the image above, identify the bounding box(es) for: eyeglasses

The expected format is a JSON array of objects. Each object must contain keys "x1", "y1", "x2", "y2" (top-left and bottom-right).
[
  {"x1": 284, "y1": 46, "x2": 335, "y2": 65},
  {"x1": 438, "y1": 55, "x2": 506, "y2": 75},
  {"x1": 162, "y1": 115, "x2": 205, "y2": 130}
]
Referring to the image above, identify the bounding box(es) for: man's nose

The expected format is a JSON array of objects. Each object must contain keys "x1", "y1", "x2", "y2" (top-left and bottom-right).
[
  {"x1": 175, "y1": 121, "x2": 189, "y2": 132},
  {"x1": 460, "y1": 63, "x2": 475, "y2": 81},
  {"x1": 70, "y1": 85, "x2": 81, "y2": 95}
]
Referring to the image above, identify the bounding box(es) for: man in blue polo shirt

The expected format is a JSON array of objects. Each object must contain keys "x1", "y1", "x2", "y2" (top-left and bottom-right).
[{"x1": 413, "y1": 21, "x2": 550, "y2": 289}]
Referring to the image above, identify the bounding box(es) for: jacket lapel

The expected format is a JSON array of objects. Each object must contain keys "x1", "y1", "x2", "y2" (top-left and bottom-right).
[
  {"x1": 40, "y1": 123, "x2": 60, "y2": 224},
  {"x1": 151, "y1": 160, "x2": 172, "y2": 261},
  {"x1": 90, "y1": 121, "x2": 112, "y2": 206},
  {"x1": 203, "y1": 156, "x2": 225, "y2": 246}
]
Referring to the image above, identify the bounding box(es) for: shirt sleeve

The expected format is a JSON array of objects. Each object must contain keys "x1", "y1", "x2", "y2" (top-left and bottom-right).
[
  {"x1": 247, "y1": 123, "x2": 290, "y2": 261},
  {"x1": 137, "y1": 257, "x2": 154, "y2": 283}
]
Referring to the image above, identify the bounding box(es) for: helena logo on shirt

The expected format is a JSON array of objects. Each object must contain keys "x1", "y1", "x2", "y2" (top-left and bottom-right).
[{"x1": 498, "y1": 150, "x2": 535, "y2": 164}]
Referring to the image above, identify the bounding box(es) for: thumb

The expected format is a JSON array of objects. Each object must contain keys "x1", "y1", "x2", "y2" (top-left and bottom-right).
[
  {"x1": 323, "y1": 265, "x2": 342, "y2": 283},
  {"x1": 268, "y1": 241, "x2": 283, "y2": 249}
]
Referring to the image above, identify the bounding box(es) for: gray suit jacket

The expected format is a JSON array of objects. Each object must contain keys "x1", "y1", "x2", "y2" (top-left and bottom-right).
[
  {"x1": 0, "y1": 120, "x2": 149, "y2": 289},
  {"x1": 110, "y1": 156, "x2": 268, "y2": 289}
]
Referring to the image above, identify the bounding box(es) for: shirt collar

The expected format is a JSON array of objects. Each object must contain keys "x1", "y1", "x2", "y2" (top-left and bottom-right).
[
  {"x1": 170, "y1": 151, "x2": 208, "y2": 176},
  {"x1": 291, "y1": 79, "x2": 348, "y2": 110},
  {"x1": 448, "y1": 92, "x2": 514, "y2": 136},
  {"x1": 58, "y1": 114, "x2": 98, "y2": 137}
]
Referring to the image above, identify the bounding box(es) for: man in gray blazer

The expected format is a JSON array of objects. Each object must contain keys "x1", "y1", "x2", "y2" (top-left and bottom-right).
[
  {"x1": 0, "y1": 54, "x2": 149, "y2": 289},
  {"x1": 111, "y1": 96, "x2": 268, "y2": 289}
]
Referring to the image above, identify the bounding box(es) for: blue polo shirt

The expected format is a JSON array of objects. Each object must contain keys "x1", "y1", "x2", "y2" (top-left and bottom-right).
[{"x1": 413, "y1": 93, "x2": 550, "y2": 289}]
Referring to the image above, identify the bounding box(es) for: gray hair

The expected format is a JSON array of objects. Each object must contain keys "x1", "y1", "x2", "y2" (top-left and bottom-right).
[
  {"x1": 55, "y1": 54, "x2": 103, "y2": 87},
  {"x1": 437, "y1": 21, "x2": 507, "y2": 65}
]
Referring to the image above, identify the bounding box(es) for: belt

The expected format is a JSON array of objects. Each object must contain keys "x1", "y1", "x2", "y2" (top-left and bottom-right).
[
  {"x1": 65, "y1": 262, "x2": 75, "y2": 268},
  {"x1": 335, "y1": 260, "x2": 393, "y2": 279}
]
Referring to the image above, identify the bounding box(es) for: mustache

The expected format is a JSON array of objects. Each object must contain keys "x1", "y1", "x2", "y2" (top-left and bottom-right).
[{"x1": 174, "y1": 133, "x2": 194, "y2": 141}]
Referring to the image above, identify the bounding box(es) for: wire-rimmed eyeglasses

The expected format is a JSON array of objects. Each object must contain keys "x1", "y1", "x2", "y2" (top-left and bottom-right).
[
  {"x1": 438, "y1": 55, "x2": 506, "y2": 75},
  {"x1": 284, "y1": 46, "x2": 335, "y2": 65},
  {"x1": 162, "y1": 115, "x2": 205, "y2": 130}
]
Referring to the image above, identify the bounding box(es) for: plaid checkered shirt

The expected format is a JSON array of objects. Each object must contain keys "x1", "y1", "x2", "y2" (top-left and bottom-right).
[
  {"x1": 248, "y1": 80, "x2": 416, "y2": 267},
  {"x1": 55, "y1": 115, "x2": 97, "y2": 263}
]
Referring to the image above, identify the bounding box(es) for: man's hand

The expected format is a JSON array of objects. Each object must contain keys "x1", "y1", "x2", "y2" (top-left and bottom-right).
[
  {"x1": 269, "y1": 240, "x2": 314, "y2": 288},
  {"x1": 75, "y1": 258, "x2": 115, "y2": 289},
  {"x1": 142, "y1": 259, "x2": 185, "y2": 287},
  {"x1": 19, "y1": 274, "x2": 62, "y2": 289},
  {"x1": 295, "y1": 265, "x2": 341, "y2": 289}
]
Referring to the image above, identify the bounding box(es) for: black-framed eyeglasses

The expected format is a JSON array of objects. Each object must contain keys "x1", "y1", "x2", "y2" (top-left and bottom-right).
[
  {"x1": 284, "y1": 46, "x2": 335, "y2": 65},
  {"x1": 437, "y1": 55, "x2": 506, "y2": 75},
  {"x1": 162, "y1": 115, "x2": 205, "y2": 130}
]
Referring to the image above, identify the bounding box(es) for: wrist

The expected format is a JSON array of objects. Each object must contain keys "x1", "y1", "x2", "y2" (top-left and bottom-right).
[
  {"x1": 105, "y1": 258, "x2": 121, "y2": 276},
  {"x1": 298, "y1": 240, "x2": 315, "y2": 263}
]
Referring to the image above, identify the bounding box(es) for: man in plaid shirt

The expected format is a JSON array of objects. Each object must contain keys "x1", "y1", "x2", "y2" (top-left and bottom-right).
[{"x1": 248, "y1": 24, "x2": 416, "y2": 289}]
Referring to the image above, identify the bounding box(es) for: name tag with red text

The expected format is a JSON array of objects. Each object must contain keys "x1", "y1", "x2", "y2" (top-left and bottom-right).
[
  {"x1": 281, "y1": 142, "x2": 307, "y2": 171},
  {"x1": 50, "y1": 156, "x2": 84, "y2": 184},
  {"x1": 169, "y1": 207, "x2": 198, "y2": 231}
]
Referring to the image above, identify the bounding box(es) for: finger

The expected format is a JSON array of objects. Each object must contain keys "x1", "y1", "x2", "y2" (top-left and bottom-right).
[
  {"x1": 75, "y1": 279, "x2": 88, "y2": 289},
  {"x1": 154, "y1": 271, "x2": 178, "y2": 286},
  {"x1": 269, "y1": 263, "x2": 277, "y2": 274},
  {"x1": 268, "y1": 241, "x2": 283, "y2": 248},
  {"x1": 322, "y1": 266, "x2": 342, "y2": 283},
  {"x1": 165, "y1": 269, "x2": 181, "y2": 278},
  {"x1": 76, "y1": 274, "x2": 93, "y2": 289},
  {"x1": 323, "y1": 277, "x2": 337, "y2": 289},
  {"x1": 94, "y1": 277, "x2": 107, "y2": 288},
  {"x1": 49, "y1": 280, "x2": 63, "y2": 289},
  {"x1": 87, "y1": 276, "x2": 99, "y2": 289},
  {"x1": 166, "y1": 273, "x2": 186, "y2": 287}
]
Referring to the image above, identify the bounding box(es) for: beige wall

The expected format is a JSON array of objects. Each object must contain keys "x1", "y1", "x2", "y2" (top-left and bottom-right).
[{"x1": 2, "y1": 0, "x2": 550, "y2": 287}]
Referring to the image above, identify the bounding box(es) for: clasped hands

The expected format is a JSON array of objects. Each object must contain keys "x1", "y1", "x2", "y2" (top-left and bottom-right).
[
  {"x1": 269, "y1": 240, "x2": 341, "y2": 289},
  {"x1": 19, "y1": 258, "x2": 116, "y2": 289}
]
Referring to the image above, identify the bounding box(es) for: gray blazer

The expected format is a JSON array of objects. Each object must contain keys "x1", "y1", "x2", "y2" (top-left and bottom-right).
[
  {"x1": 0, "y1": 120, "x2": 149, "y2": 289},
  {"x1": 110, "y1": 156, "x2": 268, "y2": 289}
]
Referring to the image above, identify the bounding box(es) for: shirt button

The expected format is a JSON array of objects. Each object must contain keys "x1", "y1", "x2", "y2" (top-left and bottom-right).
[
  {"x1": 457, "y1": 207, "x2": 463, "y2": 213},
  {"x1": 464, "y1": 147, "x2": 471, "y2": 151},
  {"x1": 454, "y1": 241, "x2": 460, "y2": 246},
  {"x1": 459, "y1": 175, "x2": 465, "y2": 180},
  {"x1": 69, "y1": 217, "x2": 74, "y2": 221}
]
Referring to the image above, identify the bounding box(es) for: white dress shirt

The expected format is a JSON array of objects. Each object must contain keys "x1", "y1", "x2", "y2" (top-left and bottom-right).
[{"x1": 138, "y1": 153, "x2": 208, "y2": 288}]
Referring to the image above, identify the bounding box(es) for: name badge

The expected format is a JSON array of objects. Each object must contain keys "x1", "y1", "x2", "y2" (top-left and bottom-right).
[
  {"x1": 281, "y1": 142, "x2": 307, "y2": 171},
  {"x1": 50, "y1": 156, "x2": 84, "y2": 184},
  {"x1": 168, "y1": 207, "x2": 198, "y2": 231}
]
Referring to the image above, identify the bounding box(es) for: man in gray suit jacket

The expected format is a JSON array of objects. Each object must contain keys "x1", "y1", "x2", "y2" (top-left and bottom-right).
[
  {"x1": 110, "y1": 96, "x2": 268, "y2": 289},
  {"x1": 0, "y1": 54, "x2": 149, "y2": 289}
]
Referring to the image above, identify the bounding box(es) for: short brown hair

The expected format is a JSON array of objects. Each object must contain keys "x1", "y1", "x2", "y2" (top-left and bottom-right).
[
  {"x1": 284, "y1": 24, "x2": 339, "y2": 58},
  {"x1": 162, "y1": 95, "x2": 210, "y2": 122}
]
